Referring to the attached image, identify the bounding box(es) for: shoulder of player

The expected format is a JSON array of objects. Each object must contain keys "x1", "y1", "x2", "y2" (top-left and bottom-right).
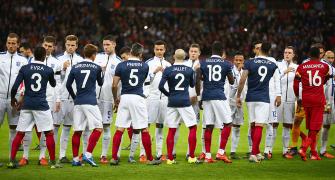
[
  {"x1": 56, "y1": 52, "x2": 64, "y2": 59},
  {"x1": 115, "y1": 55, "x2": 122, "y2": 62},
  {"x1": 145, "y1": 57, "x2": 154, "y2": 64}
]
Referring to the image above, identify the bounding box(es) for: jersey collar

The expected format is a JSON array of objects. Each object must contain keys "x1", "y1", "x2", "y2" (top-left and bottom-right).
[
  {"x1": 128, "y1": 57, "x2": 140, "y2": 61},
  {"x1": 211, "y1": 55, "x2": 222, "y2": 59}
]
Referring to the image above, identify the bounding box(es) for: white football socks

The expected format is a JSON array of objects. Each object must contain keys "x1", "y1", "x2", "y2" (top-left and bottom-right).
[
  {"x1": 282, "y1": 127, "x2": 290, "y2": 154},
  {"x1": 59, "y1": 126, "x2": 70, "y2": 159},
  {"x1": 39, "y1": 133, "x2": 47, "y2": 160},
  {"x1": 9, "y1": 128, "x2": 16, "y2": 158},
  {"x1": 155, "y1": 127, "x2": 164, "y2": 157},
  {"x1": 320, "y1": 127, "x2": 329, "y2": 154},
  {"x1": 231, "y1": 126, "x2": 240, "y2": 153},
  {"x1": 101, "y1": 126, "x2": 111, "y2": 157},
  {"x1": 271, "y1": 127, "x2": 278, "y2": 153},
  {"x1": 82, "y1": 127, "x2": 90, "y2": 154},
  {"x1": 264, "y1": 124, "x2": 273, "y2": 153},
  {"x1": 247, "y1": 125, "x2": 252, "y2": 153},
  {"x1": 129, "y1": 133, "x2": 140, "y2": 157},
  {"x1": 201, "y1": 128, "x2": 206, "y2": 153},
  {"x1": 53, "y1": 126, "x2": 59, "y2": 144},
  {"x1": 22, "y1": 131, "x2": 32, "y2": 159}
]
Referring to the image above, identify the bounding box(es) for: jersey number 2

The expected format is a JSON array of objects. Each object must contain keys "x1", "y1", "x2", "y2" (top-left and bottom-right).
[{"x1": 175, "y1": 73, "x2": 185, "y2": 90}]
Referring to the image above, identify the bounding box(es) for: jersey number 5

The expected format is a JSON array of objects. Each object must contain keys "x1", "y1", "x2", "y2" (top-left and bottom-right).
[
  {"x1": 307, "y1": 70, "x2": 321, "y2": 86},
  {"x1": 129, "y1": 69, "x2": 139, "y2": 86}
]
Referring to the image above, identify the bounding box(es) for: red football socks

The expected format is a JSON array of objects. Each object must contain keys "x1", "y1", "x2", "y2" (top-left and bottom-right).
[
  {"x1": 11, "y1": 132, "x2": 25, "y2": 160},
  {"x1": 87, "y1": 129, "x2": 102, "y2": 153},
  {"x1": 45, "y1": 132, "x2": 55, "y2": 161},
  {"x1": 219, "y1": 126, "x2": 231, "y2": 150},
  {"x1": 127, "y1": 127, "x2": 133, "y2": 140},
  {"x1": 204, "y1": 129, "x2": 213, "y2": 153},
  {"x1": 141, "y1": 131, "x2": 154, "y2": 161},
  {"x1": 112, "y1": 130, "x2": 123, "y2": 160},
  {"x1": 251, "y1": 126, "x2": 263, "y2": 155},
  {"x1": 167, "y1": 128, "x2": 177, "y2": 160},
  {"x1": 188, "y1": 126, "x2": 197, "y2": 158},
  {"x1": 72, "y1": 131, "x2": 82, "y2": 158}
]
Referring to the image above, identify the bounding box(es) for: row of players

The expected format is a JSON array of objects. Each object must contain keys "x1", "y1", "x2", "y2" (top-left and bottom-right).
[{"x1": 1, "y1": 33, "x2": 334, "y2": 168}]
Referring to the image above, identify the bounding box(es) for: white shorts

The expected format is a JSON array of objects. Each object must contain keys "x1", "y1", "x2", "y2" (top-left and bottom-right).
[
  {"x1": 73, "y1": 105, "x2": 103, "y2": 131},
  {"x1": 54, "y1": 100, "x2": 74, "y2": 126},
  {"x1": 203, "y1": 100, "x2": 232, "y2": 129},
  {"x1": 147, "y1": 99, "x2": 167, "y2": 124},
  {"x1": 0, "y1": 97, "x2": 20, "y2": 126},
  {"x1": 166, "y1": 106, "x2": 197, "y2": 128},
  {"x1": 16, "y1": 109, "x2": 53, "y2": 132},
  {"x1": 267, "y1": 97, "x2": 278, "y2": 123},
  {"x1": 247, "y1": 102, "x2": 270, "y2": 124},
  {"x1": 116, "y1": 94, "x2": 148, "y2": 130},
  {"x1": 277, "y1": 102, "x2": 295, "y2": 124},
  {"x1": 97, "y1": 100, "x2": 113, "y2": 125},
  {"x1": 230, "y1": 105, "x2": 244, "y2": 125},
  {"x1": 323, "y1": 103, "x2": 335, "y2": 125}
]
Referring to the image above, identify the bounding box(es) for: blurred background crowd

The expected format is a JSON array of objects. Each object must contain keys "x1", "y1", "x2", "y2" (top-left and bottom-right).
[{"x1": 0, "y1": 0, "x2": 334, "y2": 62}]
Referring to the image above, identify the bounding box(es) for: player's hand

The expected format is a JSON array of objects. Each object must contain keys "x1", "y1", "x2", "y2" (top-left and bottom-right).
[
  {"x1": 63, "y1": 60, "x2": 70, "y2": 70},
  {"x1": 285, "y1": 67, "x2": 295, "y2": 74},
  {"x1": 11, "y1": 98, "x2": 18, "y2": 108},
  {"x1": 16, "y1": 96, "x2": 24, "y2": 111},
  {"x1": 154, "y1": 66, "x2": 163, "y2": 74},
  {"x1": 236, "y1": 97, "x2": 242, "y2": 108},
  {"x1": 55, "y1": 102, "x2": 61, "y2": 112},
  {"x1": 113, "y1": 98, "x2": 120, "y2": 113},
  {"x1": 275, "y1": 96, "x2": 281, "y2": 107},
  {"x1": 101, "y1": 66, "x2": 107, "y2": 72},
  {"x1": 190, "y1": 96, "x2": 197, "y2": 105},
  {"x1": 296, "y1": 99, "x2": 302, "y2": 112},
  {"x1": 199, "y1": 100, "x2": 203, "y2": 110},
  {"x1": 194, "y1": 64, "x2": 200, "y2": 70},
  {"x1": 324, "y1": 104, "x2": 331, "y2": 114}
]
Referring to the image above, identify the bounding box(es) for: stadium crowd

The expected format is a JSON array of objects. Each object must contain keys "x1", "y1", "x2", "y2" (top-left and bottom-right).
[{"x1": 1, "y1": 0, "x2": 335, "y2": 61}]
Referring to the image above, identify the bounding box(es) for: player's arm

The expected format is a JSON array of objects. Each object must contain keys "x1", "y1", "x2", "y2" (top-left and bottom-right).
[
  {"x1": 66, "y1": 70, "x2": 76, "y2": 99},
  {"x1": 97, "y1": 67, "x2": 104, "y2": 86},
  {"x1": 158, "y1": 69, "x2": 170, "y2": 97},
  {"x1": 293, "y1": 69, "x2": 301, "y2": 98},
  {"x1": 112, "y1": 75, "x2": 120, "y2": 112},
  {"x1": 49, "y1": 70, "x2": 56, "y2": 87},
  {"x1": 273, "y1": 68, "x2": 282, "y2": 107},
  {"x1": 190, "y1": 70, "x2": 195, "y2": 88},
  {"x1": 236, "y1": 70, "x2": 248, "y2": 108},
  {"x1": 10, "y1": 68, "x2": 24, "y2": 108},
  {"x1": 195, "y1": 66, "x2": 202, "y2": 96}
]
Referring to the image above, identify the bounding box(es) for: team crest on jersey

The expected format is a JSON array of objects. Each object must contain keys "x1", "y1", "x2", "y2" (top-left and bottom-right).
[
  {"x1": 16, "y1": 62, "x2": 21, "y2": 67},
  {"x1": 51, "y1": 64, "x2": 55, "y2": 68},
  {"x1": 111, "y1": 64, "x2": 115, "y2": 70}
]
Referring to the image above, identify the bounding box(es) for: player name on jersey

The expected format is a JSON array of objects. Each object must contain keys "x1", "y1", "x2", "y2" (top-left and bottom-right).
[
  {"x1": 126, "y1": 62, "x2": 143, "y2": 67},
  {"x1": 302, "y1": 64, "x2": 325, "y2": 69},
  {"x1": 30, "y1": 65, "x2": 45, "y2": 71}
]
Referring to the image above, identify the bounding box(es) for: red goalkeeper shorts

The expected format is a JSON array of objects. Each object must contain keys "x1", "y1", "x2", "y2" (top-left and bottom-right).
[{"x1": 304, "y1": 106, "x2": 324, "y2": 131}]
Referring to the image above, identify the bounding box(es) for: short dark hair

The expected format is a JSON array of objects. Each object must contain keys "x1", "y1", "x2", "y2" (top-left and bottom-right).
[
  {"x1": 120, "y1": 46, "x2": 131, "y2": 55},
  {"x1": 83, "y1": 44, "x2": 98, "y2": 58},
  {"x1": 20, "y1": 42, "x2": 31, "y2": 50},
  {"x1": 261, "y1": 42, "x2": 271, "y2": 54},
  {"x1": 311, "y1": 43, "x2": 324, "y2": 50},
  {"x1": 34, "y1": 47, "x2": 46, "y2": 62},
  {"x1": 234, "y1": 51, "x2": 244, "y2": 56},
  {"x1": 43, "y1": 35, "x2": 56, "y2": 45},
  {"x1": 211, "y1": 41, "x2": 223, "y2": 55},
  {"x1": 131, "y1": 43, "x2": 144, "y2": 57},
  {"x1": 7, "y1": 33, "x2": 20, "y2": 43},
  {"x1": 309, "y1": 47, "x2": 320, "y2": 59},
  {"x1": 103, "y1": 35, "x2": 116, "y2": 42},
  {"x1": 190, "y1": 43, "x2": 200, "y2": 50},
  {"x1": 285, "y1": 46, "x2": 295, "y2": 54},
  {"x1": 154, "y1": 40, "x2": 166, "y2": 48}
]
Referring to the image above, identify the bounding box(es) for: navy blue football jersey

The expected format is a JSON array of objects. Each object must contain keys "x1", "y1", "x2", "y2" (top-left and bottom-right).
[
  {"x1": 243, "y1": 57, "x2": 278, "y2": 103},
  {"x1": 11, "y1": 62, "x2": 56, "y2": 110},
  {"x1": 66, "y1": 60, "x2": 103, "y2": 105},
  {"x1": 159, "y1": 64, "x2": 195, "y2": 107},
  {"x1": 200, "y1": 55, "x2": 233, "y2": 101},
  {"x1": 115, "y1": 59, "x2": 149, "y2": 97}
]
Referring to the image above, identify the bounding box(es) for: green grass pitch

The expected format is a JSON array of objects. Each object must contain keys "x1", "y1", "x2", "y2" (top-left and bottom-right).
[{"x1": 1, "y1": 108, "x2": 335, "y2": 180}]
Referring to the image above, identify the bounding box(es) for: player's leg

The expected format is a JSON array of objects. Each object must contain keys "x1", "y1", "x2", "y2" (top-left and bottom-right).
[
  {"x1": 281, "y1": 103, "x2": 294, "y2": 159},
  {"x1": 299, "y1": 107, "x2": 312, "y2": 161},
  {"x1": 82, "y1": 126, "x2": 90, "y2": 155},
  {"x1": 320, "y1": 105, "x2": 334, "y2": 158},
  {"x1": 264, "y1": 123, "x2": 273, "y2": 158},
  {"x1": 143, "y1": 100, "x2": 159, "y2": 161},
  {"x1": 58, "y1": 100, "x2": 71, "y2": 163},
  {"x1": 128, "y1": 128, "x2": 140, "y2": 163},
  {"x1": 230, "y1": 105, "x2": 243, "y2": 159},
  {"x1": 309, "y1": 106, "x2": 324, "y2": 160},
  {"x1": 290, "y1": 104, "x2": 304, "y2": 155},
  {"x1": 198, "y1": 113, "x2": 206, "y2": 160},
  {"x1": 202, "y1": 101, "x2": 215, "y2": 163},
  {"x1": 97, "y1": 101, "x2": 112, "y2": 163},
  {"x1": 155, "y1": 99, "x2": 167, "y2": 160},
  {"x1": 20, "y1": 131, "x2": 32, "y2": 165},
  {"x1": 8, "y1": 110, "x2": 33, "y2": 168},
  {"x1": 215, "y1": 100, "x2": 233, "y2": 163},
  {"x1": 6, "y1": 101, "x2": 20, "y2": 159},
  {"x1": 165, "y1": 107, "x2": 179, "y2": 164}
]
